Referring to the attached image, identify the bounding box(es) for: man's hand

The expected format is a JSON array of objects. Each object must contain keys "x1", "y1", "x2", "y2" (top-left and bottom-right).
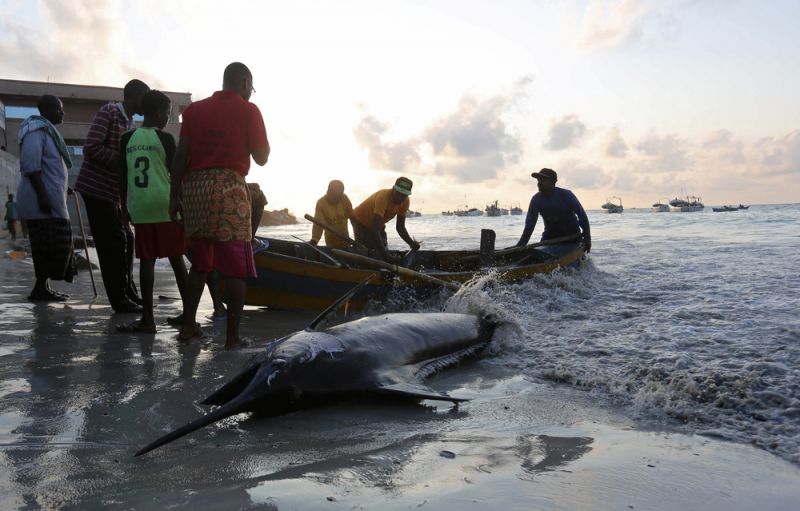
[
  {"x1": 309, "y1": 239, "x2": 318, "y2": 246},
  {"x1": 169, "y1": 197, "x2": 182, "y2": 223},
  {"x1": 408, "y1": 240, "x2": 421, "y2": 251},
  {"x1": 583, "y1": 237, "x2": 592, "y2": 253}
]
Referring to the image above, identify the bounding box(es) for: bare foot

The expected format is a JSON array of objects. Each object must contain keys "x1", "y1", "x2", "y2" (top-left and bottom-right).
[{"x1": 177, "y1": 323, "x2": 204, "y2": 343}]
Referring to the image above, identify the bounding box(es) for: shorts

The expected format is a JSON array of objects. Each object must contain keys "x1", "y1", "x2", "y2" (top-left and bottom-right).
[
  {"x1": 134, "y1": 222, "x2": 187, "y2": 260},
  {"x1": 189, "y1": 238, "x2": 256, "y2": 279}
]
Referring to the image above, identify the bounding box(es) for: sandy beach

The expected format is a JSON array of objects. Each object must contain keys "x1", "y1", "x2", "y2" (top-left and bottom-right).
[{"x1": 1, "y1": 233, "x2": 799, "y2": 510}]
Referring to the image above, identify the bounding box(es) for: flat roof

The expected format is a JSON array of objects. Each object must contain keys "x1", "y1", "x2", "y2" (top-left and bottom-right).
[{"x1": 0, "y1": 78, "x2": 191, "y2": 104}]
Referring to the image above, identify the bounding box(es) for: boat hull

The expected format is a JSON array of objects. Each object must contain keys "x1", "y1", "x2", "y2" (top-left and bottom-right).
[{"x1": 240, "y1": 239, "x2": 586, "y2": 311}]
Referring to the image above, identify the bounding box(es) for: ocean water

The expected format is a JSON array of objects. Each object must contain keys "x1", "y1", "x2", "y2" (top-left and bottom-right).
[{"x1": 261, "y1": 204, "x2": 800, "y2": 464}]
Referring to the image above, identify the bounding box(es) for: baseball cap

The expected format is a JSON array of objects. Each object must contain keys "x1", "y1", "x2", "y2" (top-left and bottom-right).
[
  {"x1": 531, "y1": 168, "x2": 558, "y2": 181},
  {"x1": 393, "y1": 176, "x2": 413, "y2": 196}
]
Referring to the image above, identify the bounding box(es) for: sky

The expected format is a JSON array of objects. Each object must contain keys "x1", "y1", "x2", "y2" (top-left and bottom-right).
[{"x1": 1, "y1": 0, "x2": 798, "y2": 212}]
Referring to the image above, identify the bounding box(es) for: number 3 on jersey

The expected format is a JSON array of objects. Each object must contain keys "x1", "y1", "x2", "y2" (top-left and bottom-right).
[{"x1": 134, "y1": 156, "x2": 150, "y2": 188}]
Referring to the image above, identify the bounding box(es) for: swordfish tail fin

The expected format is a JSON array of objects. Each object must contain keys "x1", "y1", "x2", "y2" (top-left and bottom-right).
[{"x1": 135, "y1": 363, "x2": 282, "y2": 456}]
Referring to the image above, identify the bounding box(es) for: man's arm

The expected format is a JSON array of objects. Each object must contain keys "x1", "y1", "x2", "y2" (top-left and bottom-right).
[
  {"x1": 83, "y1": 106, "x2": 118, "y2": 168},
  {"x1": 569, "y1": 192, "x2": 591, "y2": 253},
  {"x1": 395, "y1": 215, "x2": 419, "y2": 250},
  {"x1": 516, "y1": 197, "x2": 538, "y2": 246},
  {"x1": 20, "y1": 131, "x2": 51, "y2": 215},
  {"x1": 371, "y1": 214, "x2": 393, "y2": 261},
  {"x1": 118, "y1": 132, "x2": 132, "y2": 219},
  {"x1": 251, "y1": 143, "x2": 270, "y2": 166},
  {"x1": 310, "y1": 199, "x2": 324, "y2": 244},
  {"x1": 169, "y1": 136, "x2": 189, "y2": 222}
]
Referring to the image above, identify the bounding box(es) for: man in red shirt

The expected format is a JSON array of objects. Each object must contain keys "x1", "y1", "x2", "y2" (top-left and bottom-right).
[{"x1": 170, "y1": 62, "x2": 269, "y2": 349}]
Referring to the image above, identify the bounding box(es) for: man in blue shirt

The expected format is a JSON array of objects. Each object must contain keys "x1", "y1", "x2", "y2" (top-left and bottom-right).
[
  {"x1": 516, "y1": 168, "x2": 591, "y2": 253},
  {"x1": 17, "y1": 95, "x2": 77, "y2": 301}
]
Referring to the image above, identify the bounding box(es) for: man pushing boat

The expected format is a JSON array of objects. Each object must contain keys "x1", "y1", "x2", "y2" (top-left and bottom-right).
[
  {"x1": 351, "y1": 177, "x2": 420, "y2": 262},
  {"x1": 516, "y1": 168, "x2": 591, "y2": 253}
]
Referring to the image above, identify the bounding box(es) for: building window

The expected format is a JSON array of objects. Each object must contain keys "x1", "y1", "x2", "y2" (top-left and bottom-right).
[{"x1": 5, "y1": 106, "x2": 39, "y2": 119}]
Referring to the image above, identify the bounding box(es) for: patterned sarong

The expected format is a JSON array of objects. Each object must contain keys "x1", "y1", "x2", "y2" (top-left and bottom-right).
[
  {"x1": 27, "y1": 218, "x2": 76, "y2": 282},
  {"x1": 181, "y1": 168, "x2": 252, "y2": 241}
]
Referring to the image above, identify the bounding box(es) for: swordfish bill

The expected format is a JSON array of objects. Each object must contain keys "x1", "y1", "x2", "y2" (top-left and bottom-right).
[{"x1": 135, "y1": 312, "x2": 500, "y2": 456}]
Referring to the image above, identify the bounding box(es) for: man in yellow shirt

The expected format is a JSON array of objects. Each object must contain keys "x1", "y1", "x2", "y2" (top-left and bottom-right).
[
  {"x1": 309, "y1": 180, "x2": 353, "y2": 249},
  {"x1": 351, "y1": 176, "x2": 420, "y2": 261}
]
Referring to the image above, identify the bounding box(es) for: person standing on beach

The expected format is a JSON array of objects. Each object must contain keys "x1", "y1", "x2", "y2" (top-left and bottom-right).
[
  {"x1": 310, "y1": 180, "x2": 353, "y2": 248},
  {"x1": 351, "y1": 177, "x2": 420, "y2": 262},
  {"x1": 516, "y1": 168, "x2": 591, "y2": 253},
  {"x1": 170, "y1": 62, "x2": 270, "y2": 349},
  {"x1": 75, "y1": 79, "x2": 150, "y2": 313},
  {"x1": 16, "y1": 95, "x2": 77, "y2": 301},
  {"x1": 118, "y1": 90, "x2": 188, "y2": 333},
  {"x1": 4, "y1": 194, "x2": 18, "y2": 241}
]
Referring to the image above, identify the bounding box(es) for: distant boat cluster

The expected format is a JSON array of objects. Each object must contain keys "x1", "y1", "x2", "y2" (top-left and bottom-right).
[
  {"x1": 610, "y1": 195, "x2": 750, "y2": 213},
  {"x1": 441, "y1": 200, "x2": 522, "y2": 216}
]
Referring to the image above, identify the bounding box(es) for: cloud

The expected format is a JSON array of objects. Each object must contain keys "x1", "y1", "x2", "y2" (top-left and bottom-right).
[
  {"x1": 634, "y1": 130, "x2": 691, "y2": 172},
  {"x1": 578, "y1": 0, "x2": 652, "y2": 51},
  {"x1": 0, "y1": 0, "x2": 156, "y2": 87},
  {"x1": 543, "y1": 114, "x2": 587, "y2": 151},
  {"x1": 557, "y1": 159, "x2": 610, "y2": 189},
  {"x1": 603, "y1": 126, "x2": 629, "y2": 157},
  {"x1": 352, "y1": 115, "x2": 422, "y2": 171},
  {"x1": 354, "y1": 78, "x2": 531, "y2": 183},
  {"x1": 751, "y1": 131, "x2": 800, "y2": 176}
]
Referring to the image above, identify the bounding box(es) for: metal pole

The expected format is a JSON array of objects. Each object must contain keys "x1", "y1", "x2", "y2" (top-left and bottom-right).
[{"x1": 71, "y1": 191, "x2": 97, "y2": 297}]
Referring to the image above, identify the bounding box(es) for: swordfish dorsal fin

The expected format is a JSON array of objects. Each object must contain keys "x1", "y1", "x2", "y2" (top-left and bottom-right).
[{"x1": 371, "y1": 382, "x2": 469, "y2": 403}]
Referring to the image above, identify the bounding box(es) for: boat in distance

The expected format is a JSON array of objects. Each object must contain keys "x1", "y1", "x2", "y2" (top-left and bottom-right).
[
  {"x1": 651, "y1": 199, "x2": 669, "y2": 212},
  {"x1": 601, "y1": 197, "x2": 623, "y2": 213},
  {"x1": 240, "y1": 235, "x2": 586, "y2": 311},
  {"x1": 713, "y1": 204, "x2": 749, "y2": 212},
  {"x1": 669, "y1": 196, "x2": 704, "y2": 212}
]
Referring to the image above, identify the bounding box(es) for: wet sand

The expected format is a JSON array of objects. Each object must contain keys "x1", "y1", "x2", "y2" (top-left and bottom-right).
[{"x1": 1, "y1": 237, "x2": 799, "y2": 510}]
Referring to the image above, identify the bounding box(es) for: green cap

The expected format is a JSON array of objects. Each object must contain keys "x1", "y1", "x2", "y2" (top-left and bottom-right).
[{"x1": 393, "y1": 176, "x2": 413, "y2": 196}]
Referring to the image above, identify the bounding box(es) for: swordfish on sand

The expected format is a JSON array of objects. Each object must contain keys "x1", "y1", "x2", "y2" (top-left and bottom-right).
[{"x1": 136, "y1": 309, "x2": 502, "y2": 456}]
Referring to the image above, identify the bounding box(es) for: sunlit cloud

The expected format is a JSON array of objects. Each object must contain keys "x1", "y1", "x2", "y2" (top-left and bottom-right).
[
  {"x1": 578, "y1": 0, "x2": 652, "y2": 51},
  {"x1": 354, "y1": 77, "x2": 531, "y2": 183},
  {"x1": 603, "y1": 126, "x2": 629, "y2": 158},
  {"x1": 543, "y1": 114, "x2": 587, "y2": 151}
]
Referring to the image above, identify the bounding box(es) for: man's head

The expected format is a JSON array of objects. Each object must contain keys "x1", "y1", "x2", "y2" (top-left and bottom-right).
[
  {"x1": 36, "y1": 95, "x2": 64, "y2": 125},
  {"x1": 391, "y1": 176, "x2": 412, "y2": 204},
  {"x1": 141, "y1": 90, "x2": 171, "y2": 129},
  {"x1": 8, "y1": 194, "x2": 13, "y2": 201},
  {"x1": 223, "y1": 62, "x2": 254, "y2": 101},
  {"x1": 123, "y1": 79, "x2": 150, "y2": 116},
  {"x1": 531, "y1": 168, "x2": 557, "y2": 195},
  {"x1": 325, "y1": 180, "x2": 345, "y2": 204}
]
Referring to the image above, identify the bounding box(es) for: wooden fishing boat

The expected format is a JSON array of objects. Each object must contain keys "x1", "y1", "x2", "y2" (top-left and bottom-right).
[{"x1": 241, "y1": 235, "x2": 586, "y2": 311}]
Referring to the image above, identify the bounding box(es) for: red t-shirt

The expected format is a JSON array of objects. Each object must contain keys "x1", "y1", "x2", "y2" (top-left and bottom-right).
[{"x1": 180, "y1": 90, "x2": 268, "y2": 176}]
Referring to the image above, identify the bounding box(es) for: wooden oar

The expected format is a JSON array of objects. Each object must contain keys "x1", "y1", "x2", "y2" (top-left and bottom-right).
[
  {"x1": 290, "y1": 235, "x2": 346, "y2": 268},
  {"x1": 460, "y1": 233, "x2": 583, "y2": 263},
  {"x1": 331, "y1": 249, "x2": 460, "y2": 291},
  {"x1": 303, "y1": 214, "x2": 365, "y2": 249}
]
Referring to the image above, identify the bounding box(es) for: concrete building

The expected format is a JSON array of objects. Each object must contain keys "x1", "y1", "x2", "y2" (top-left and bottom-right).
[
  {"x1": 0, "y1": 78, "x2": 191, "y2": 185},
  {"x1": 0, "y1": 79, "x2": 191, "y2": 234}
]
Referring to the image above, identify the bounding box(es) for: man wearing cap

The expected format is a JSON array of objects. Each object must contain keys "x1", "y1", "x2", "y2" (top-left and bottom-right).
[
  {"x1": 516, "y1": 168, "x2": 591, "y2": 253},
  {"x1": 351, "y1": 177, "x2": 420, "y2": 261}
]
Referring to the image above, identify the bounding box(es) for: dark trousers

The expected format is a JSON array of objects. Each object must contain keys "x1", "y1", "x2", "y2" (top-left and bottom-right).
[
  {"x1": 352, "y1": 220, "x2": 387, "y2": 250},
  {"x1": 82, "y1": 194, "x2": 138, "y2": 309}
]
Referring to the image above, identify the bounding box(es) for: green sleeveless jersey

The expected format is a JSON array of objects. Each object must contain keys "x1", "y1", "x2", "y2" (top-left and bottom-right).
[{"x1": 125, "y1": 127, "x2": 171, "y2": 224}]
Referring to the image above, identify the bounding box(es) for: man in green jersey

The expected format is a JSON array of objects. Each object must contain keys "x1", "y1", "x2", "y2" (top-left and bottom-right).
[{"x1": 118, "y1": 90, "x2": 188, "y2": 333}]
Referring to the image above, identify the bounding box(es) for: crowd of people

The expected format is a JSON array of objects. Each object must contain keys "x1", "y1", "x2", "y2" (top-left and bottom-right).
[{"x1": 11, "y1": 61, "x2": 591, "y2": 350}]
